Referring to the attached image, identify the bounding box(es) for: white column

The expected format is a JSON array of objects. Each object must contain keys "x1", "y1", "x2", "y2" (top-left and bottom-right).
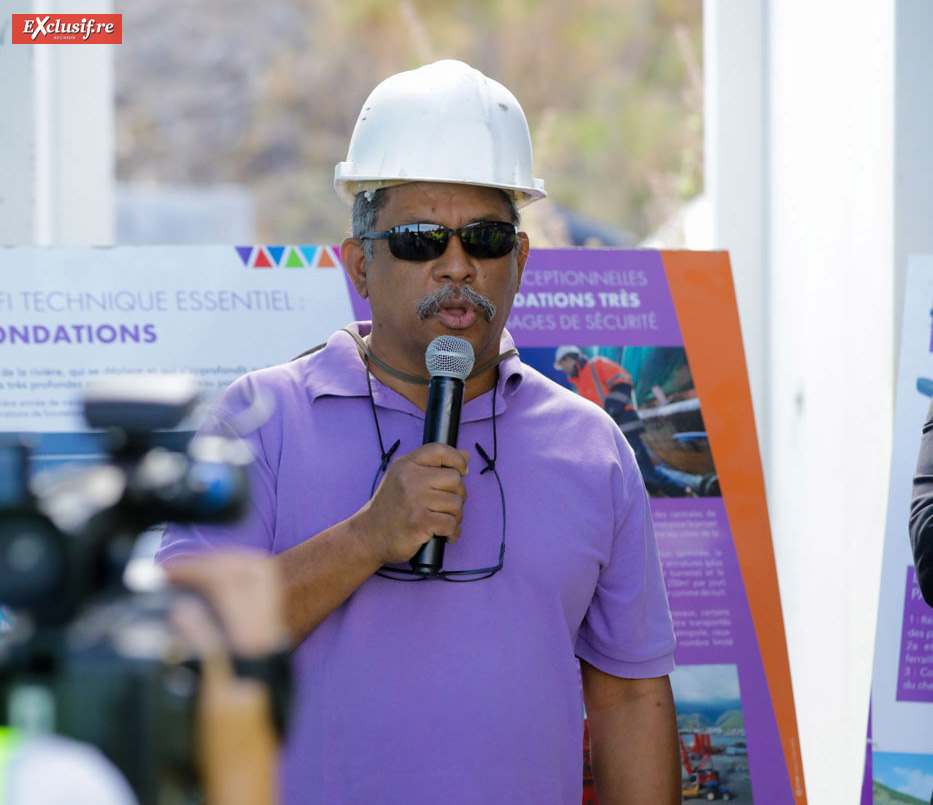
[
  {"x1": 707, "y1": 1, "x2": 897, "y2": 801},
  {"x1": 0, "y1": 5, "x2": 37, "y2": 243},
  {"x1": 895, "y1": 0, "x2": 933, "y2": 346},
  {"x1": 703, "y1": 0, "x2": 770, "y2": 475},
  {"x1": 767, "y1": 1, "x2": 894, "y2": 803},
  {"x1": 0, "y1": 0, "x2": 114, "y2": 245}
]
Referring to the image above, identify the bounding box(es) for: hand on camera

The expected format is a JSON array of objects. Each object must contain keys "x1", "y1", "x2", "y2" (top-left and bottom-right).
[
  {"x1": 167, "y1": 553, "x2": 285, "y2": 805},
  {"x1": 166, "y1": 553, "x2": 288, "y2": 657}
]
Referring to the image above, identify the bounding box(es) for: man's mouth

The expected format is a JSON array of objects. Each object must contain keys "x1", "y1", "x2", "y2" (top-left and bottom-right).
[{"x1": 435, "y1": 298, "x2": 478, "y2": 329}]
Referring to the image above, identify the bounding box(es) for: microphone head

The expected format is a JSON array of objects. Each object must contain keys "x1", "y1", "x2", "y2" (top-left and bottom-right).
[{"x1": 425, "y1": 336, "x2": 475, "y2": 381}]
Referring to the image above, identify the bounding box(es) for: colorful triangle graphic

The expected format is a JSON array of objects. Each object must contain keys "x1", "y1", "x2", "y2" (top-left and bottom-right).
[
  {"x1": 285, "y1": 248, "x2": 305, "y2": 268},
  {"x1": 299, "y1": 246, "x2": 319, "y2": 267},
  {"x1": 267, "y1": 246, "x2": 286, "y2": 265},
  {"x1": 253, "y1": 248, "x2": 273, "y2": 268},
  {"x1": 317, "y1": 247, "x2": 337, "y2": 268},
  {"x1": 235, "y1": 246, "x2": 253, "y2": 266}
]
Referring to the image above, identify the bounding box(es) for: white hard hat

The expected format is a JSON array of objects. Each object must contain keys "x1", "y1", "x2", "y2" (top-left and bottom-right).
[
  {"x1": 335, "y1": 60, "x2": 546, "y2": 208},
  {"x1": 554, "y1": 345, "x2": 582, "y2": 364}
]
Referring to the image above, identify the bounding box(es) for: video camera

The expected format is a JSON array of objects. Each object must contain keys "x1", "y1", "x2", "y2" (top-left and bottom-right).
[{"x1": 0, "y1": 376, "x2": 280, "y2": 805}]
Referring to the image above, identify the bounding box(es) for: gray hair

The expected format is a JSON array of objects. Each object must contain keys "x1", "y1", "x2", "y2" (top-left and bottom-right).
[
  {"x1": 351, "y1": 187, "x2": 521, "y2": 262},
  {"x1": 351, "y1": 189, "x2": 391, "y2": 261}
]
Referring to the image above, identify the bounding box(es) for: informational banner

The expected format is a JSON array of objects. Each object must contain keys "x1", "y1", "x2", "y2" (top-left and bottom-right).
[
  {"x1": 0, "y1": 246, "x2": 804, "y2": 803},
  {"x1": 512, "y1": 251, "x2": 804, "y2": 805},
  {"x1": 864, "y1": 256, "x2": 933, "y2": 803},
  {"x1": 0, "y1": 245, "x2": 350, "y2": 433}
]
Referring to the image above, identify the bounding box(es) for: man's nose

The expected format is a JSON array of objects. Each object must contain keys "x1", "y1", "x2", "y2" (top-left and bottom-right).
[{"x1": 432, "y1": 233, "x2": 476, "y2": 283}]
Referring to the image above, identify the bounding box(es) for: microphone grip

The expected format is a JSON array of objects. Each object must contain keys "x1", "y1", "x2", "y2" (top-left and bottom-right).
[
  {"x1": 409, "y1": 535, "x2": 446, "y2": 576},
  {"x1": 410, "y1": 376, "x2": 463, "y2": 575}
]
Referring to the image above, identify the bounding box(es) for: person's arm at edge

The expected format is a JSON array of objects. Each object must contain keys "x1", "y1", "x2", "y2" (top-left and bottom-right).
[
  {"x1": 581, "y1": 660, "x2": 681, "y2": 804},
  {"x1": 911, "y1": 398, "x2": 933, "y2": 606}
]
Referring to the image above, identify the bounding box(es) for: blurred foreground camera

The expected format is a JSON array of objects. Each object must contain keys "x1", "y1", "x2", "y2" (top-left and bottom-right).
[{"x1": 0, "y1": 376, "x2": 282, "y2": 805}]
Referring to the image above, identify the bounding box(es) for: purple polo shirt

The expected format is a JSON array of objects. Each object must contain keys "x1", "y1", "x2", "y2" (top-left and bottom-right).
[{"x1": 158, "y1": 324, "x2": 675, "y2": 804}]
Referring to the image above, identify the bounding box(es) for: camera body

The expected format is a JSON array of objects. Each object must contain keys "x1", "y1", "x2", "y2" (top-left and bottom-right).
[{"x1": 0, "y1": 377, "x2": 254, "y2": 805}]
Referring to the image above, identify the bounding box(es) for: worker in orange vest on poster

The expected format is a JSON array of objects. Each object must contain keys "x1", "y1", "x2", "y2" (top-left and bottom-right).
[{"x1": 554, "y1": 346, "x2": 692, "y2": 497}]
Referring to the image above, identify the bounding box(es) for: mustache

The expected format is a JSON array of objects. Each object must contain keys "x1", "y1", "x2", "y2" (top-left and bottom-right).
[{"x1": 415, "y1": 284, "x2": 497, "y2": 322}]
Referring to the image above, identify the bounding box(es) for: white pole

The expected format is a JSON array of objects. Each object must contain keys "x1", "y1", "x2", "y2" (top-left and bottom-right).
[
  {"x1": 767, "y1": 1, "x2": 894, "y2": 801},
  {"x1": 0, "y1": 0, "x2": 114, "y2": 246}
]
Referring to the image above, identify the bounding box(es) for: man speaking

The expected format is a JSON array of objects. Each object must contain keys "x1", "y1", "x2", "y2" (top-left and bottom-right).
[{"x1": 159, "y1": 60, "x2": 679, "y2": 803}]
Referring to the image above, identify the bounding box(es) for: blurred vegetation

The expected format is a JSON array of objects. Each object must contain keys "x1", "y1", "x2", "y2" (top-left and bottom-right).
[{"x1": 114, "y1": 0, "x2": 702, "y2": 246}]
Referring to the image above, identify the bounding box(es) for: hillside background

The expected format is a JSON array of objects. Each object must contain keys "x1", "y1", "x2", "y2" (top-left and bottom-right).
[{"x1": 113, "y1": 0, "x2": 702, "y2": 247}]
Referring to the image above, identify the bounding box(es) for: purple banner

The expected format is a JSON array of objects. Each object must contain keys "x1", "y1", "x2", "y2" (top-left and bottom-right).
[
  {"x1": 655, "y1": 497, "x2": 793, "y2": 804},
  {"x1": 656, "y1": 498, "x2": 740, "y2": 665},
  {"x1": 508, "y1": 250, "x2": 682, "y2": 347}
]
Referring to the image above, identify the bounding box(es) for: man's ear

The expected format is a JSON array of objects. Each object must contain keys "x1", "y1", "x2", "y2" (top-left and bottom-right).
[
  {"x1": 515, "y1": 231, "x2": 530, "y2": 290},
  {"x1": 340, "y1": 238, "x2": 368, "y2": 299}
]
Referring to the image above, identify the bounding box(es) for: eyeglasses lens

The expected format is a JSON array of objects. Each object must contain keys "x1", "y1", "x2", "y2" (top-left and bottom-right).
[{"x1": 387, "y1": 223, "x2": 516, "y2": 262}]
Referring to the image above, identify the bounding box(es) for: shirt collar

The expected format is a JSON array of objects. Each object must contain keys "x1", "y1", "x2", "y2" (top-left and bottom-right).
[
  {"x1": 303, "y1": 323, "x2": 372, "y2": 404},
  {"x1": 304, "y1": 322, "x2": 526, "y2": 420}
]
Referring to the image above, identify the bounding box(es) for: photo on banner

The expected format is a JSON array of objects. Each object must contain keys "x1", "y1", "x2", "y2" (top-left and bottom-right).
[{"x1": 522, "y1": 344, "x2": 720, "y2": 499}]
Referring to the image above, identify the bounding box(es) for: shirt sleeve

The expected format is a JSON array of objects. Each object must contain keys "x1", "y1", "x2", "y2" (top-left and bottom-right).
[
  {"x1": 911, "y1": 398, "x2": 933, "y2": 606},
  {"x1": 574, "y1": 456, "x2": 676, "y2": 678},
  {"x1": 156, "y1": 377, "x2": 278, "y2": 565}
]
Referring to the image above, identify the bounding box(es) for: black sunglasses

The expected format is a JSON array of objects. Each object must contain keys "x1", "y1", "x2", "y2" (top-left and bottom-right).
[{"x1": 361, "y1": 221, "x2": 518, "y2": 262}]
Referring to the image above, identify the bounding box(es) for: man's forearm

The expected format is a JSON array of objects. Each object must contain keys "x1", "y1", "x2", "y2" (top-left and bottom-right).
[
  {"x1": 274, "y1": 515, "x2": 384, "y2": 644},
  {"x1": 581, "y1": 663, "x2": 681, "y2": 804}
]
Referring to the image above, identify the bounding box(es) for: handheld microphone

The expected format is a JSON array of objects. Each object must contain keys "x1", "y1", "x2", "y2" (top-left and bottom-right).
[{"x1": 409, "y1": 335, "x2": 475, "y2": 575}]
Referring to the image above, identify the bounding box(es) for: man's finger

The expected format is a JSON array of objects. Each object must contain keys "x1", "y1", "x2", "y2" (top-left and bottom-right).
[
  {"x1": 425, "y1": 512, "x2": 461, "y2": 541},
  {"x1": 423, "y1": 469, "x2": 467, "y2": 498},
  {"x1": 407, "y1": 443, "x2": 470, "y2": 474},
  {"x1": 422, "y1": 488, "x2": 466, "y2": 521}
]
